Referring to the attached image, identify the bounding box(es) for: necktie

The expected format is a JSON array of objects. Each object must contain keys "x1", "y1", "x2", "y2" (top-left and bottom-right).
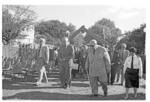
[
  {"x1": 39, "y1": 47, "x2": 42, "y2": 57},
  {"x1": 93, "y1": 48, "x2": 95, "y2": 54},
  {"x1": 122, "y1": 51, "x2": 124, "y2": 62},
  {"x1": 131, "y1": 55, "x2": 134, "y2": 69}
]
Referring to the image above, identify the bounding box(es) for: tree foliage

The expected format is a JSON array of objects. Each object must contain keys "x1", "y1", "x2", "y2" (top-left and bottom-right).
[
  {"x1": 85, "y1": 18, "x2": 122, "y2": 47},
  {"x1": 67, "y1": 23, "x2": 76, "y2": 33},
  {"x1": 35, "y1": 20, "x2": 76, "y2": 44},
  {"x1": 116, "y1": 24, "x2": 146, "y2": 53},
  {"x1": 2, "y1": 5, "x2": 37, "y2": 45}
]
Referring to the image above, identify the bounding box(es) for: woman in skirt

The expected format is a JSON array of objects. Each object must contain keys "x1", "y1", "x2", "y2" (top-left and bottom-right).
[{"x1": 124, "y1": 47, "x2": 143, "y2": 99}]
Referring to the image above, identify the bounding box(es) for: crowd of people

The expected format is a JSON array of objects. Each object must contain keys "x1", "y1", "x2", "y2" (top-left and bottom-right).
[{"x1": 2, "y1": 31, "x2": 146, "y2": 99}]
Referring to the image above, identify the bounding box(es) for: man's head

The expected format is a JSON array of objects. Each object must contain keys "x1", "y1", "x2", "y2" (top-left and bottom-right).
[
  {"x1": 121, "y1": 43, "x2": 127, "y2": 50},
  {"x1": 65, "y1": 31, "x2": 70, "y2": 37},
  {"x1": 129, "y1": 47, "x2": 137, "y2": 55},
  {"x1": 62, "y1": 37, "x2": 69, "y2": 46},
  {"x1": 40, "y1": 38, "x2": 46, "y2": 46},
  {"x1": 88, "y1": 39, "x2": 97, "y2": 48}
]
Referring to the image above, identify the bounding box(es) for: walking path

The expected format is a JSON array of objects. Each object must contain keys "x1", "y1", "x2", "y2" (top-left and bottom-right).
[{"x1": 3, "y1": 68, "x2": 145, "y2": 100}]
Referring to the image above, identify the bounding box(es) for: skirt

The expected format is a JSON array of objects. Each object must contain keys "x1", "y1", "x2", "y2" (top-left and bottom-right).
[{"x1": 125, "y1": 68, "x2": 139, "y2": 88}]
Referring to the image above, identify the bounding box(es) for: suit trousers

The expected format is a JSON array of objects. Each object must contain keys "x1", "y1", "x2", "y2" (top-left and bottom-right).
[
  {"x1": 89, "y1": 76, "x2": 108, "y2": 95},
  {"x1": 59, "y1": 60, "x2": 71, "y2": 86}
]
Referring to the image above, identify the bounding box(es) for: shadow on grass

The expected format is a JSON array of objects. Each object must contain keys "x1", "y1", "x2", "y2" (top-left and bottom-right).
[
  {"x1": 3, "y1": 91, "x2": 145, "y2": 100},
  {"x1": 71, "y1": 83, "x2": 89, "y2": 87},
  {"x1": 51, "y1": 82, "x2": 89, "y2": 88},
  {"x1": 3, "y1": 79, "x2": 90, "y2": 90},
  {"x1": 2, "y1": 79, "x2": 62, "y2": 90}
]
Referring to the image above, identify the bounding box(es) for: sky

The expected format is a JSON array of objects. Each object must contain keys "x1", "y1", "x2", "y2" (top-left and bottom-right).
[{"x1": 31, "y1": 5, "x2": 145, "y2": 33}]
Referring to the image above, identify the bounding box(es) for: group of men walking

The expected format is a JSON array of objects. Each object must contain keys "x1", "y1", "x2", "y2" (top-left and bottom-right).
[{"x1": 35, "y1": 30, "x2": 145, "y2": 98}]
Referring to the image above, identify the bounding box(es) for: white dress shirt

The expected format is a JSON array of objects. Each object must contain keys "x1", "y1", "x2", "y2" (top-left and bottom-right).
[{"x1": 124, "y1": 54, "x2": 143, "y2": 77}]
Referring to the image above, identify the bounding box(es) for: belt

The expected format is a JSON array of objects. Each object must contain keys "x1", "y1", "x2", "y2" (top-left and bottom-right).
[{"x1": 61, "y1": 58, "x2": 69, "y2": 61}]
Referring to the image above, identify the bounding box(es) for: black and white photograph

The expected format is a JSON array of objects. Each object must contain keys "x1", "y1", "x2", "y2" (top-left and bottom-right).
[{"x1": 1, "y1": 0, "x2": 147, "y2": 100}]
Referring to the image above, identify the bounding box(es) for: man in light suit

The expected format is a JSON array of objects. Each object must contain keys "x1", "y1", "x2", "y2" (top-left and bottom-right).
[
  {"x1": 36, "y1": 38, "x2": 49, "y2": 85},
  {"x1": 85, "y1": 39, "x2": 111, "y2": 96},
  {"x1": 118, "y1": 43, "x2": 129, "y2": 85}
]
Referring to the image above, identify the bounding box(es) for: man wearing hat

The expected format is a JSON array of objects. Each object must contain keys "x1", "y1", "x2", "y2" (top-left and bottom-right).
[
  {"x1": 118, "y1": 43, "x2": 129, "y2": 85},
  {"x1": 85, "y1": 39, "x2": 111, "y2": 96}
]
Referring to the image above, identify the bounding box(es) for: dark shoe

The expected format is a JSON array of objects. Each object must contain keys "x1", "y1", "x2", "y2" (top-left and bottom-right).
[
  {"x1": 110, "y1": 82, "x2": 113, "y2": 85},
  {"x1": 90, "y1": 94, "x2": 98, "y2": 97},
  {"x1": 94, "y1": 94, "x2": 98, "y2": 96},
  {"x1": 60, "y1": 84, "x2": 66, "y2": 88},
  {"x1": 63, "y1": 83, "x2": 67, "y2": 89},
  {"x1": 118, "y1": 83, "x2": 123, "y2": 86},
  {"x1": 104, "y1": 92, "x2": 108, "y2": 96},
  {"x1": 63, "y1": 86, "x2": 67, "y2": 89}
]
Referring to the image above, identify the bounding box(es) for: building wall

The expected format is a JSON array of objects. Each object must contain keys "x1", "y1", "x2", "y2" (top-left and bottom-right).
[
  {"x1": 2, "y1": 44, "x2": 19, "y2": 58},
  {"x1": 18, "y1": 25, "x2": 35, "y2": 44}
]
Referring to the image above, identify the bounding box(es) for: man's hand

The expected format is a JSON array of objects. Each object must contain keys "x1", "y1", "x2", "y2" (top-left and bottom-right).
[{"x1": 111, "y1": 63, "x2": 114, "y2": 65}]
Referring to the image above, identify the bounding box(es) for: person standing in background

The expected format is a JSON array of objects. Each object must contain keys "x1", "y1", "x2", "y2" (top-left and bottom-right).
[
  {"x1": 139, "y1": 51, "x2": 146, "y2": 80},
  {"x1": 118, "y1": 43, "x2": 129, "y2": 85},
  {"x1": 111, "y1": 49, "x2": 121, "y2": 85},
  {"x1": 49, "y1": 47, "x2": 55, "y2": 70},
  {"x1": 53, "y1": 47, "x2": 58, "y2": 68}
]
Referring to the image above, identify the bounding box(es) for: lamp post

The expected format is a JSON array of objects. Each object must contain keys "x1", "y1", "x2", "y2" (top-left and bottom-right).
[{"x1": 103, "y1": 27, "x2": 106, "y2": 47}]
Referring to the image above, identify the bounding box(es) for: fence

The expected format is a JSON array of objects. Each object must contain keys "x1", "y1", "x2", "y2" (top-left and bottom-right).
[{"x1": 2, "y1": 45, "x2": 19, "y2": 58}]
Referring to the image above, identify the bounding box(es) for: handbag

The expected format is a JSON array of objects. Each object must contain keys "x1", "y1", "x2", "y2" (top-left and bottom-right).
[{"x1": 69, "y1": 59, "x2": 78, "y2": 70}]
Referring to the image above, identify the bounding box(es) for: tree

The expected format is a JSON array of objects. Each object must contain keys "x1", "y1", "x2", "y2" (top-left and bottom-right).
[
  {"x1": 96, "y1": 18, "x2": 116, "y2": 30},
  {"x1": 69, "y1": 25, "x2": 86, "y2": 43},
  {"x1": 35, "y1": 20, "x2": 76, "y2": 45},
  {"x1": 85, "y1": 18, "x2": 122, "y2": 47},
  {"x1": 2, "y1": 5, "x2": 37, "y2": 45},
  {"x1": 83, "y1": 18, "x2": 122, "y2": 59},
  {"x1": 116, "y1": 24, "x2": 146, "y2": 53},
  {"x1": 67, "y1": 23, "x2": 76, "y2": 34}
]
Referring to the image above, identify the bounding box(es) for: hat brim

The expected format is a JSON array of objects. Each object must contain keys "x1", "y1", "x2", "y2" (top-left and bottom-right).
[{"x1": 87, "y1": 43, "x2": 94, "y2": 46}]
